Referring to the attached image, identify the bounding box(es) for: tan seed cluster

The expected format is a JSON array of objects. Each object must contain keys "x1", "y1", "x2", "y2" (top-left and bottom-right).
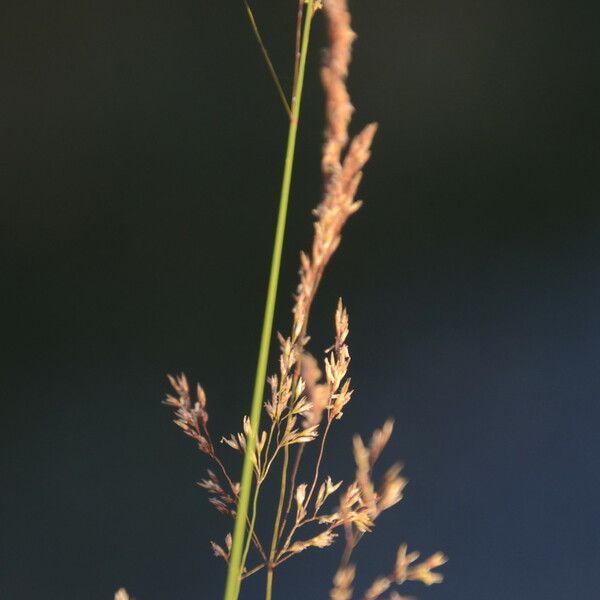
[{"x1": 330, "y1": 565, "x2": 356, "y2": 600}]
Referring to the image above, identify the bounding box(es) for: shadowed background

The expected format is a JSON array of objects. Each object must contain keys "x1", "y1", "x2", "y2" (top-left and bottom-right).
[{"x1": 1, "y1": 1, "x2": 599, "y2": 599}]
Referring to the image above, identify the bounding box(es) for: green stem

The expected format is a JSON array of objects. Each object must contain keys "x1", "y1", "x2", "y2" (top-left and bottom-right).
[
  {"x1": 265, "y1": 568, "x2": 274, "y2": 600},
  {"x1": 266, "y1": 443, "x2": 289, "y2": 600},
  {"x1": 235, "y1": 482, "x2": 262, "y2": 598},
  {"x1": 223, "y1": 2, "x2": 315, "y2": 600}
]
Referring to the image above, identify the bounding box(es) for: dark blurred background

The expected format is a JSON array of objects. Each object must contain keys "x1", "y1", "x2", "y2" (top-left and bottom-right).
[{"x1": 1, "y1": 1, "x2": 599, "y2": 599}]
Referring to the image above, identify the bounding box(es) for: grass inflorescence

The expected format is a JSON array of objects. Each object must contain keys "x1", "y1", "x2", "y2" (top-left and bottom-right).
[{"x1": 118, "y1": 2, "x2": 446, "y2": 599}]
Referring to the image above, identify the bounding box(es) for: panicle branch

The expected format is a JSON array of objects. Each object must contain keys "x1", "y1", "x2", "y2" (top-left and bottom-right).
[{"x1": 163, "y1": 374, "x2": 266, "y2": 561}]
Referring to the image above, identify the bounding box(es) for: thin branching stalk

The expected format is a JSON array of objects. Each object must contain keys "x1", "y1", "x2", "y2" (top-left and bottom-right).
[
  {"x1": 243, "y1": 0, "x2": 292, "y2": 118},
  {"x1": 282, "y1": 443, "x2": 304, "y2": 527},
  {"x1": 214, "y1": 453, "x2": 267, "y2": 561},
  {"x1": 292, "y1": 0, "x2": 305, "y2": 94},
  {"x1": 266, "y1": 437, "x2": 289, "y2": 599}
]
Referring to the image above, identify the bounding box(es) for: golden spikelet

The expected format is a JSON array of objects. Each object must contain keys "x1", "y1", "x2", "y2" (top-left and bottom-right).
[
  {"x1": 330, "y1": 565, "x2": 356, "y2": 600},
  {"x1": 362, "y1": 576, "x2": 391, "y2": 600}
]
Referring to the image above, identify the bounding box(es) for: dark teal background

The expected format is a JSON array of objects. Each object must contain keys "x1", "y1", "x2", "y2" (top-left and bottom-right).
[{"x1": 1, "y1": 1, "x2": 599, "y2": 598}]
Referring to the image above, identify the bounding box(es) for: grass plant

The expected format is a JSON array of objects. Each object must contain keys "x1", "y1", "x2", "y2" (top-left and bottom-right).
[{"x1": 118, "y1": 1, "x2": 446, "y2": 599}]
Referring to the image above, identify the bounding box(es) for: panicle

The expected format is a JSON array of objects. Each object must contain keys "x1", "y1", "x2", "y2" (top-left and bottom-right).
[
  {"x1": 158, "y1": 1, "x2": 447, "y2": 596},
  {"x1": 321, "y1": 0, "x2": 355, "y2": 175},
  {"x1": 292, "y1": 0, "x2": 378, "y2": 347}
]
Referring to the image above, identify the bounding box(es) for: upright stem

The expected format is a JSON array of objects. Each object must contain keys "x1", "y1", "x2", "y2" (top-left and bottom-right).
[
  {"x1": 265, "y1": 443, "x2": 289, "y2": 600},
  {"x1": 223, "y1": 3, "x2": 315, "y2": 600},
  {"x1": 278, "y1": 443, "x2": 304, "y2": 543},
  {"x1": 235, "y1": 482, "x2": 263, "y2": 598},
  {"x1": 265, "y1": 568, "x2": 274, "y2": 600},
  {"x1": 305, "y1": 418, "x2": 332, "y2": 505}
]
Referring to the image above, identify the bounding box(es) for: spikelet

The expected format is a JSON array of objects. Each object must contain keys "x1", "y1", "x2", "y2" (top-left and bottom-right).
[
  {"x1": 386, "y1": 593, "x2": 414, "y2": 600},
  {"x1": 288, "y1": 529, "x2": 338, "y2": 554},
  {"x1": 265, "y1": 335, "x2": 299, "y2": 421},
  {"x1": 210, "y1": 533, "x2": 233, "y2": 564},
  {"x1": 368, "y1": 419, "x2": 394, "y2": 466},
  {"x1": 394, "y1": 545, "x2": 448, "y2": 586},
  {"x1": 353, "y1": 434, "x2": 378, "y2": 518},
  {"x1": 377, "y1": 463, "x2": 407, "y2": 513},
  {"x1": 316, "y1": 476, "x2": 343, "y2": 512},
  {"x1": 282, "y1": 424, "x2": 320, "y2": 445},
  {"x1": 198, "y1": 470, "x2": 237, "y2": 516},
  {"x1": 362, "y1": 577, "x2": 391, "y2": 600},
  {"x1": 164, "y1": 374, "x2": 212, "y2": 455},
  {"x1": 330, "y1": 565, "x2": 356, "y2": 600},
  {"x1": 295, "y1": 483, "x2": 308, "y2": 522},
  {"x1": 301, "y1": 353, "x2": 329, "y2": 427}
]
